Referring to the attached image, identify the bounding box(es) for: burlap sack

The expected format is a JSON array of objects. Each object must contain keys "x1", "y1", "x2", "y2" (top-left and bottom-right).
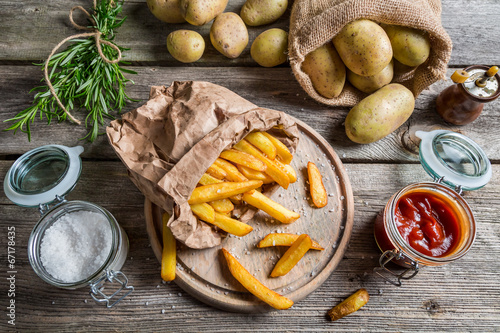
[
  {"x1": 289, "y1": 0, "x2": 453, "y2": 106},
  {"x1": 107, "y1": 81, "x2": 299, "y2": 249}
]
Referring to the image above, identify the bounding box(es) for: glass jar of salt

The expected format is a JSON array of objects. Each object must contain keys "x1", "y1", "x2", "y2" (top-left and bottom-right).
[{"x1": 3, "y1": 145, "x2": 133, "y2": 307}]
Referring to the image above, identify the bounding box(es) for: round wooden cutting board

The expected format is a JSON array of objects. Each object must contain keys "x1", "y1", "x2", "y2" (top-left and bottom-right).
[{"x1": 144, "y1": 119, "x2": 354, "y2": 313}]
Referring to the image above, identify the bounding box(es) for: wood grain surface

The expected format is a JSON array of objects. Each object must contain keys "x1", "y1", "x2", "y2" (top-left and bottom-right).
[
  {"x1": 145, "y1": 120, "x2": 354, "y2": 312},
  {"x1": 0, "y1": 0, "x2": 499, "y2": 331}
]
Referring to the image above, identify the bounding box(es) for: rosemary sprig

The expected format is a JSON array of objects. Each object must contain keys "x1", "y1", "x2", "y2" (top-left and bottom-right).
[{"x1": 3, "y1": 0, "x2": 137, "y2": 142}]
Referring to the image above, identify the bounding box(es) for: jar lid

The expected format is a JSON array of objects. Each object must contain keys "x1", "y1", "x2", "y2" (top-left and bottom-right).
[
  {"x1": 416, "y1": 130, "x2": 491, "y2": 191},
  {"x1": 461, "y1": 66, "x2": 500, "y2": 101},
  {"x1": 3, "y1": 145, "x2": 84, "y2": 207}
]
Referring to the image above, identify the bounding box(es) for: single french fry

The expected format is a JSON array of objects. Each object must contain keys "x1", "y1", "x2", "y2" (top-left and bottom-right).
[
  {"x1": 188, "y1": 180, "x2": 263, "y2": 204},
  {"x1": 262, "y1": 132, "x2": 293, "y2": 164},
  {"x1": 229, "y1": 193, "x2": 243, "y2": 205},
  {"x1": 245, "y1": 132, "x2": 277, "y2": 159},
  {"x1": 327, "y1": 289, "x2": 370, "y2": 321},
  {"x1": 222, "y1": 248, "x2": 294, "y2": 310},
  {"x1": 308, "y1": 162, "x2": 327, "y2": 208},
  {"x1": 234, "y1": 140, "x2": 290, "y2": 189},
  {"x1": 237, "y1": 165, "x2": 275, "y2": 184},
  {"x1": 243, "y1": 190, "x2": 300, "y2": 224},
  {"x1": 257, "y1": 233, "x2": 324, "y2": 250},
  {"x1": 198, "y1": 174, "x2": 241, "y2": 203},
  {"x1": 206, "y1": 163, "x2": 227, "y2": 179},
  {"x1": 210, "y1": 212, "x2": 253, "y2": 236},
  {"x1": 214, "y1": 158, "x2": 248, "y2": 182},
  {"x1": 161, "y1": 213, "x2": 176, "y2": 282},
  {"x1": 199, "y1": 173, "x2": 223, "y2": 186},
  {"x1": 270, "y1": 234, "x2": 312, "y2": 277},
  {"x1": 208, "y1": 198, "x2": 234, "y2": 214},
  {"x1": 220, "y1": 149, "x2": 267, "y2": 172},
  {"x1": 190, "y1": 203, "x2": 215, "y2": 223},
  {"x1": 276, "y1": 160, "x2": 297, "y2": 183}
]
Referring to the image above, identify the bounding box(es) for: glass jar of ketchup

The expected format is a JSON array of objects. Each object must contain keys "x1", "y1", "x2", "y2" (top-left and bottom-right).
[{"x1": 374, "y1": 130, "x2": 491, "y2": 286}]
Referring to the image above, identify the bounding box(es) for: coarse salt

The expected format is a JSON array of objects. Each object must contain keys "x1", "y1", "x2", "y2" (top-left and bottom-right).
[{"x1": 40, "y1": 210, "x2": 112, "y2": 283}]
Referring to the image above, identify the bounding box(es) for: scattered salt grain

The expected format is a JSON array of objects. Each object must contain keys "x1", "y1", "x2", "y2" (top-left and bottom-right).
[
  {"x1": 162, "y1": 309, "x2": 166, "y2": 314},
  {"x1": 40, "y1": 210, "x2": 112, "y2": 283},
  {"x1": 178, "y1": 293, "x2": 182, "y2": 297}
]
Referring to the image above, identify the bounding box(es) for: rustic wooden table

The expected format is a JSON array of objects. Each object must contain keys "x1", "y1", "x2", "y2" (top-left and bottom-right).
[{"x1": 1, "y1": 0, "x2": 499, "y2": 331}]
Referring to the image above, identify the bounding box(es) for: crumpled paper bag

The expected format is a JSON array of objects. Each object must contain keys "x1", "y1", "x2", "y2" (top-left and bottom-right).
[{"x1": 107, "y1": 81, "x2": 299, "y2": 249}]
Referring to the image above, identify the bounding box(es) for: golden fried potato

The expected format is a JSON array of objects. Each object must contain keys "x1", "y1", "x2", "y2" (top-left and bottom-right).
[
  {"x1": 307, "y1": 161, "x2": 327, "y2": 208},
  {"x1": 257, "y1": 233, "x2": 324, "y2": 250},
  {"x1": 270, "y1": 234, "x2": 312, "y2": 277},
  {"x1": 188, "y1": 180, "x2": 263, "y2": 204},
  {"x1": 327, "y1": 289, "x2": 370, "y2": 321},
  {"x1": 161, "y1": 213, "x2": 176, "y2": 281},
  {"x1": 243, "y1": 190, "x2": 300, "y2": 224}
]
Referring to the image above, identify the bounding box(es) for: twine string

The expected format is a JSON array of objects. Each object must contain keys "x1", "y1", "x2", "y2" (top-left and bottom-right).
[{"x1": 44, "y1": 0, "x2": 121, "y2": 125}]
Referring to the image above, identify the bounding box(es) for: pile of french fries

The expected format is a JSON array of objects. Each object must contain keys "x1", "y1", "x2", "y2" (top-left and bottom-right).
[{"x1": 162, "y1": 130, "x2": 336, "y2": 310}]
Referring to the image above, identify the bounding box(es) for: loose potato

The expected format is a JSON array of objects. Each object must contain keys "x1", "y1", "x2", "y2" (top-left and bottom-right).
[
  {"x1": 345, "y1": 83, "x2": 415, "y2": 144},
  {"x1": 167, "y1": 30, "x2": 205, "y2": 63},
  {"x1": 347, "y1": 60, "x2": 393, "y2": 94},
  {"x1": 210, "y1": 13, "x2": 248, "y2": 59},
  {"x1": 382, "y1": 24, "x2": 431, "y2": 67},
  {"x1": 147, "y1": 0, "x2": 185, "y2": 23},
  {"x1": 333, "y1": 19, "x2": 393, "y2": 77},
  {"x1": 251, "y1": 28, "x2": 288, "y2": 68},
  {"x1": 180, "y1": 0, "x2": 228, "y2": 26},
  {"x1": 302, "y1": 42, "x2": 346, "y2": 98},
  {"x1": 327, "y1": 289, "x2": 369, "y2": 321},
  {"x1": 240, "y1": 0, "x2": 288, "y2": 26}
]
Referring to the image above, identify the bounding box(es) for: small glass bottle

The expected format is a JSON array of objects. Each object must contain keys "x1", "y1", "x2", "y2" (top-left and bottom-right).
[
  {"x1": 374, "y1": 130, "x2": 491, "y2": 286},
  {"x1": 4, "y1": 145, "x2": 133, "y2": 307},
  {"x1": 436, "y1": 65, "x2": 500, "y2": 125}
]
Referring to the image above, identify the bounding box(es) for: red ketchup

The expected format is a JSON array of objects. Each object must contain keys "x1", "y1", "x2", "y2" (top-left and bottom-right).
[{"x1": 395, "y1": 192, "x2": 460, "y2": 257}]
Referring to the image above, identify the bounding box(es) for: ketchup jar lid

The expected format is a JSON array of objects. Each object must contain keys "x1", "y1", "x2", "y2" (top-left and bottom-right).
[
  {"x1": 3, "y1": 145, "x2": 84, "y2": 207},
  {"x1": 416, "y1": 130, "x2": 491, "y2": 191}
]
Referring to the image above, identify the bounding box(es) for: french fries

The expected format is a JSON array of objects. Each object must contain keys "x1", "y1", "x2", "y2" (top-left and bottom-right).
[
  {"x1": 188, "y1": 180, "x2": 263, "y2": 204},
  {"x1": 206, "y1": 163, "x2": 227, "y2": 179},
  {"x1": 208, "y1": 198, "x2": 234, "y2": 213},
  {"x1": 211, "y1": 212, "x2": 253, "y2": 236},
  {"x1": 258, "y1": 233, "x2": 324, "y2": 250},
  {"x1": 270, "y1": 234, "x2": 312, "y2": 277},
  {"x1": 220, "y1": 149, "x2": 267, "y2": 172},
  {"x1": 199, "y1": 173, "x2": 223, "y2": 186},
  {"x1": 307, "y1": 162, "x2": 327, "y2": 208},
  {"x1": 222, "y1": 248, "x2": 294, "y2": 310},
  {"x1": 214, "y1": 158, "x2": 248, "y2": 182},
  {"x1": 245, "y1": 132, "x2": 277, "y2": 159},
  {"x1": 161, "y1": 213, "x2": 176, "y2": 282},
  {"x1": 243, "y1": 190, "x2": 300, "y2": 224},
  {"x1": 237, "y1": 165, "x2": 275, "y2": 183},
  {"x1": 190, "y1": 203, "x2": 215, "y2": 223},
  {"x1": 234, "y1": 139, "x2": 290, "y2": 189},
  {"x1": 327, "y1": 289, "x2": 370, "y2": 321},
  {"x1": 276, "y1": 159, "x2": 297, "y2": 183},
  {"x1": 262, "y1": 132, "x2": 293, "y2": 164}
]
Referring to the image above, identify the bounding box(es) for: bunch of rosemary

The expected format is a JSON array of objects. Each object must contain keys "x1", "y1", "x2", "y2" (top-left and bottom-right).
[{"x1": 4, "y1": 0, "x2": 136, "y2": 142}]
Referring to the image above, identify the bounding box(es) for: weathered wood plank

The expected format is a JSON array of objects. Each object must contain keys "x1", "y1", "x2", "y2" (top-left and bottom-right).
[
  {"x1": 0, "y1": 0, "x2": 499, "y2": 65},
  {"x1": 1, "y1": 161, "x2": 499, "y2": 332},
  {"x1": 1, "y1": 66, "x2": 499, "y2": 162}
]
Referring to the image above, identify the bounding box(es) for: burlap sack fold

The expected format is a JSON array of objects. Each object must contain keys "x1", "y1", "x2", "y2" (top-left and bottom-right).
[
  {"x1": 107, "y1": 81, "x2": 299, "y2": 249},
  {"x1": 289, "y1": 0, "x2": 453, "y2": 106}
]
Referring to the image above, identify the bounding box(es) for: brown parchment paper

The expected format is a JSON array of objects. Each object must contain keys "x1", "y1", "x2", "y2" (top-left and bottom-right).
[{"x1": 107, "y1": 81, "x2": 299, "y2": 249}]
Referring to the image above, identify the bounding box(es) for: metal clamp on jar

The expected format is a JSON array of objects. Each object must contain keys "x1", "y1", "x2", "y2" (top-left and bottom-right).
[
  {"x1": 374, "y1": 130, "x2": 491, "y2": 286},
  {"x1": 436, "y1": 65, "x2": 500, "y2": 125},
  {"x1": 3, "y1": 145, "x2": 133, "y2": 307}
]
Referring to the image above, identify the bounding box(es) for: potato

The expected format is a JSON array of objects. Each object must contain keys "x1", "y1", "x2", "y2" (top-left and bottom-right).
[
  {"x1": 180, "y1": 0, "x2": 228, "y2": 26},
  {"x1": 347, "y1": 60, "x2": 393, "y2": 94},
  {"x1": 302, "y1": 43, "x2": 346, "y2": 98},
  {"x1": 333, "y1": 19, "x2": 393, "y2": 77},
  {"x1": 167, "y1": 30, "x2": 205, "y2": 63},
  {"x1": 382, "y1": 24, "x2": 430, "y2": 67},
  {"x1": 147, "y1": 0, "x2": 185, "y2": 23},
  {"x1": 250, "y1": 28, "x2": 288, "y2": 68},
  {"x1": 210, "y1": 13, "x2": 248, "y2": 59},
  {"x1": 240, "y1": 0, "x2": 288, "y2": 26},
  {"x1": 345, "y1": 83, "x2": 415, "y2": 144}
]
